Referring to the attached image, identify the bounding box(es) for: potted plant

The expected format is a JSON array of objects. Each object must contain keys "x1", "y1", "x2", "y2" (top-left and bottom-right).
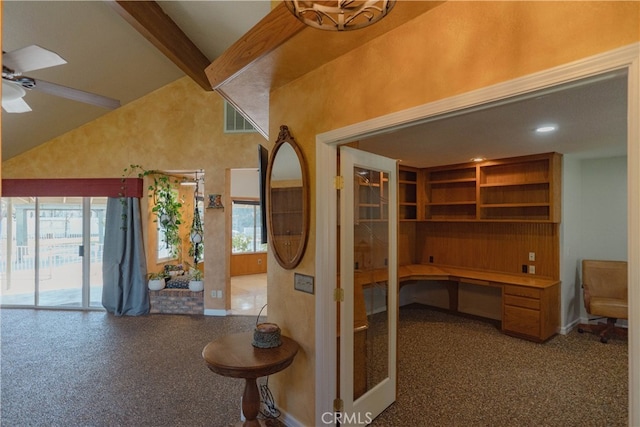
[
  {"x1": 121, "y1": 165, "x2": 183, "y2": 258},
  {"x1": 188, "y1": 267, "x2": 204, "y2": 292},
  {"x1": 148, "y1": 271, "x2": 168, "y2": 291}
]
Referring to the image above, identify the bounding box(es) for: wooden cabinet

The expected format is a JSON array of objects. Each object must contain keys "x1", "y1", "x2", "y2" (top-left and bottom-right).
[
  {"x1": 502, "y1": 283, "x2": 560, "y2": 342},
  {"x1": 399, "y1": 166, "x2": 419, "y2": 221},
  {"x1": 423, "y1": 152, "x2": 561, "y2": 223}
]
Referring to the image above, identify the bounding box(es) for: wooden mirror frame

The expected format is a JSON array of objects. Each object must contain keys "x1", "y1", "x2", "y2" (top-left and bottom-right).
[{"x1": 266, "y1": 125, "x2": 310, "y2": 269}]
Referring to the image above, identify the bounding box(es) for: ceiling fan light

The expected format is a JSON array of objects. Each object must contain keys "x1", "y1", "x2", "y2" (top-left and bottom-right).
[{"x1": 285, "y1": 0, "x2": 396, "y2": 31}]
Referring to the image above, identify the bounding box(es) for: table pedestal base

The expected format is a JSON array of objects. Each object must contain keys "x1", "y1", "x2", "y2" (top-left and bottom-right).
[{"x1": 241, "y1": 377, "x2": 263, "y2": 427}]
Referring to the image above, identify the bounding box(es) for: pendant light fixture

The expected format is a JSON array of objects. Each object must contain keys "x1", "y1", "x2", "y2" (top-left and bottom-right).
[{"x1": 285, "y1": 0, "x2": 396, "y2": 31}]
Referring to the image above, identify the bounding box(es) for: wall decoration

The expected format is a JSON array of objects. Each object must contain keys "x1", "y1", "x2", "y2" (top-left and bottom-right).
[{"x1": 208, "y1": 194, "x2": 223, "y2": 209}]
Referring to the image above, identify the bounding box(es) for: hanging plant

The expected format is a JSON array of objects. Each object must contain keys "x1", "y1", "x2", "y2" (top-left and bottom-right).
[
  {"x1": 122, "y1": 165, "x2": 183, "y2": 258},
  {"x1": 188, "y1": 201, "x2": 204, "y2": 264}
]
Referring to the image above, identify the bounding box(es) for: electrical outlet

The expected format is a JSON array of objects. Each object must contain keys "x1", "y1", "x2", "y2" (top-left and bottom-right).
[
  {"x1": 529, "y1": 265, "x2": 536, "y2": 274},
  {"x1": 522, "y1": 264, "x2": 528, "y2": 273},
  {"x1": 211, "y1": 290, "x2": 216, "y2": 298},
  {"x1": 528, "y1": 252, "x2": 536, "y2": 261},
  {"x1": 429, "y1": 256, "x2": 434, "y2": 263},
  {"x1": 217, "y1": 290, "x2": 223, "y2": 298}
]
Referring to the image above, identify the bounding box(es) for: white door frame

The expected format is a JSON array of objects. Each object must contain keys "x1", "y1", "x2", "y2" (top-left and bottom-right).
[{"x1": 314, "y1": 43, "x2": 640, "y2": 426}]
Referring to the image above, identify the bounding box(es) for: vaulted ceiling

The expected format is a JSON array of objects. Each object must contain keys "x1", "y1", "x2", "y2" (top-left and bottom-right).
[
  {"x1": 2, "y1": 1, "x2": 271, "y2": 160},
  {"x1": 2, "y1": 1, "x2": 627, "y2": 167}
]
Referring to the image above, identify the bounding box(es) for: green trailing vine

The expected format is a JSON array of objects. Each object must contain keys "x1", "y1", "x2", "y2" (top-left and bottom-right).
[{"x1": 121, "y1": 164, "x2": 183, "y2": 258}]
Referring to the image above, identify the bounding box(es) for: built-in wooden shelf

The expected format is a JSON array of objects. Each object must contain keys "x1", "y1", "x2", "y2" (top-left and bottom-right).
[
  {"x1": 399, "y1": 166, "x2": 419, "y2": 221},
  {"x1": 423, "y1": 152, "x2": 561, "y2": 223}
]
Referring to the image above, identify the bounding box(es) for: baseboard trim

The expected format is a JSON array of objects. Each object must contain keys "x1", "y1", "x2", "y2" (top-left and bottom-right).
[
  {"x1": 279, "y1": 409, "x2": 303, "y2": 427},
  {"x1": 203, "y1": 309, "x2": 229, "y2": 316},
  {"x1": 560, "y1": 318, "x2": 581, "y2": 335}
]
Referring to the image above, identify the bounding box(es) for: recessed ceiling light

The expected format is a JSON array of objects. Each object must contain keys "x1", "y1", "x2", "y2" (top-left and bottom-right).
[
  {"x1": 535, "y1": 125, "x2": 558, "y2": 133},
  {"x1": 471, "y1": 157, "x2": 485, "y2": 162}
]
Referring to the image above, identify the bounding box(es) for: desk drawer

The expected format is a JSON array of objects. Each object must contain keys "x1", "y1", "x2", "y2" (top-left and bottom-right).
[
  {"x1": 504, "y1": 285, "x2": 540, "y2": 299},
  {"x1": 504, "y1": 294, "x2": 540, "y2": 310},
  {"x1": 503, "y1": 305, "x2": 540, "y2": 338}
]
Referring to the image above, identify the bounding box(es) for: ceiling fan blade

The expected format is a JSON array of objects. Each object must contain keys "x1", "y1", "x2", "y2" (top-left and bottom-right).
[
  {"x1": 31, "y1": 79, "x2": 121, "y2": 110},
  {"x1": 2, "y1": 96, "x2": 32, "y2": 113},
  {"x1": 3, "y1": 45, "x2": 67, "y2": 73}
]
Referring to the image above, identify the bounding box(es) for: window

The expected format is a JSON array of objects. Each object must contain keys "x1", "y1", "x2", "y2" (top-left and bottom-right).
[
  {"x1": 156, "y1": 220, "x2": 176, "y2": 261},
  {"x1": 224, "y1": 101, "x2": 256, "y2": 133},
  {"x1": 232, "y1": 200, "x2": 267, "y2": 253}
]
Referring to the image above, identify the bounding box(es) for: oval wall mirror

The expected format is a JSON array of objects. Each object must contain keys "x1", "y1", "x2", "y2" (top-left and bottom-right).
[{"x1": 266, "y1": 125, "x2": 309, "y2": 269}]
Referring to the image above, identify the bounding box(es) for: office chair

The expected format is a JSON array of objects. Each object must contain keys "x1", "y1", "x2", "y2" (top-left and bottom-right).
[{"x1": 577, "y1": 259, "x2": 628, "y2": 343}]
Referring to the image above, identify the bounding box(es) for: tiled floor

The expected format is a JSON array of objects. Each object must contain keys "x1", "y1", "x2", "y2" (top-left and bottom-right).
[
  {"x1": 2, "y1": 272, "x2": 268, "y2": 317},
  {"x1": 230, "y1": 273, "x2": 267, "y2": 317}
]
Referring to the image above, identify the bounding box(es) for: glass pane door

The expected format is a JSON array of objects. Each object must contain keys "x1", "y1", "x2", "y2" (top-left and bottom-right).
[
  {"x1": 1, "y1": 196, "x2": 107, "y2": 309},
  {"x1": 1, "y1": 197, "x2": 36, "y2": 305},
  {"x1": 340, "y1": 146, "x2": 397, "y2": 425},
  {"x1": 38, "y1": 197, "x2": 84, "y2": 307},
  {"x1": 89, "y1": 197, "x2": 108, "y2": 307}
]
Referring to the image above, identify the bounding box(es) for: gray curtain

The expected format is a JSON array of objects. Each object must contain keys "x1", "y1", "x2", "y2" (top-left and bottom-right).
[{"x1": 102, "y1": 197, "x2": 149, "y2": 316}]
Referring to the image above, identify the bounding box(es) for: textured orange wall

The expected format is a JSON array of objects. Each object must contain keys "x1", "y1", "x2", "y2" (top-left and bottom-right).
[
  {"x1": 267, "y1": 2, "x2": 639, "y2": 424},
  {"x1": 2, "y1": 77, "x2": 267, "y2": 310}
]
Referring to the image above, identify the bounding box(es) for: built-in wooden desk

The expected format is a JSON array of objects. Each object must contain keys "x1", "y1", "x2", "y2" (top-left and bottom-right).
[{"x1": 354, "y1": 264, "x2": 560, "y2": 342}]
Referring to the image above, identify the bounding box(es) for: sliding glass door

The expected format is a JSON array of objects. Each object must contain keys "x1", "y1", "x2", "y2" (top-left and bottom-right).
[{"x1": 0, "y1": 197, "x2": 107, "y2": 309}]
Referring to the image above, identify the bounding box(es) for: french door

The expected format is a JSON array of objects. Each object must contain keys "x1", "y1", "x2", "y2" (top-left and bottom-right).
[
  {"x1": 0, "y1": 196, "x2": 107, "y2": 309},
  {"x1": 339, "y1": 146, "x2": 398, "y2": 425}
]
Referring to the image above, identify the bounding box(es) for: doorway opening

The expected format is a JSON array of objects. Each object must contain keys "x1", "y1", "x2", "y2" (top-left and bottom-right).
[
  {"x1": 315, "y1": 47, "x2": 639, "y2": 425},
  {"x1": 229, "y1": 168, "x2": 267, "y2": 316}
]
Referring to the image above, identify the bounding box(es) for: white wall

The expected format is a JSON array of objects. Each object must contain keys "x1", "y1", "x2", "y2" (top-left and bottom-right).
[
  {"x1": 230, "y1": 168, "x2": 259, "y2": 198},
  {"x1": 560, "y1": 155, "x2": 584, "y2": 331},
  {"x1": 561, "y1": 155, "x2": 628, "y2": 331},
  {"x1": 580, "y1": 156, "x2": 628, "y2": 259}
]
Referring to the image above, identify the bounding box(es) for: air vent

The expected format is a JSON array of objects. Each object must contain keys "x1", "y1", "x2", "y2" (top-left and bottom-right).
[{"x1": 224, "y1": 101, "x2": 256, "y2": 133}]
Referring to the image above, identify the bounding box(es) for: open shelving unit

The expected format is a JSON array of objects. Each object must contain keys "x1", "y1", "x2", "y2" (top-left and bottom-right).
[
  {"x1": 399, "y1": 166, "x2": 419, "y2": 221},
  {"x1": 422, "y1": 153, "x2": 561, "y2": 223},
  {"x1": 424, "y1": 164, "x2": 477, "y2": 221}
]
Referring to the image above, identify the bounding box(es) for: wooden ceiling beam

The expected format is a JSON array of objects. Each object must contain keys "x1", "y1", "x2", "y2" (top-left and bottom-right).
[
  {"x1": 108, "y1": 0, "x2": 212, "y2": 91},
  {"x1": 205, "y1": 3, "x2": 305, "y2": 90}
]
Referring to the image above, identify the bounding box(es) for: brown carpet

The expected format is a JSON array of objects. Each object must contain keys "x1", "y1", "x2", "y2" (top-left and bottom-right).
[
  {"x1": 372, "y1": 305, "x2": 628, "y2": 426},
  {"x1": 1, "y1": 305, "x2": 628, "y2": 426}
]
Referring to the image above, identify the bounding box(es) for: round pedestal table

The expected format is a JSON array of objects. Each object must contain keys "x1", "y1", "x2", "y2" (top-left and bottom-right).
[{"x1": 202, "y1": 332, "x2": 299, "y2": 427}]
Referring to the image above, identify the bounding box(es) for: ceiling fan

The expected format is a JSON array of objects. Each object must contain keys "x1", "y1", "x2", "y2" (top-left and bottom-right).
[{"x1": 2, "y1": 45, "x2": 120, "y2": 113}]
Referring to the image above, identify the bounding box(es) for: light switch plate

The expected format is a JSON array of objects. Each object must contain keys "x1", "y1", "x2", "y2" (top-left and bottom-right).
[{"x1": 294, "y1": 273, "x2": 314, "y2": 294}]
